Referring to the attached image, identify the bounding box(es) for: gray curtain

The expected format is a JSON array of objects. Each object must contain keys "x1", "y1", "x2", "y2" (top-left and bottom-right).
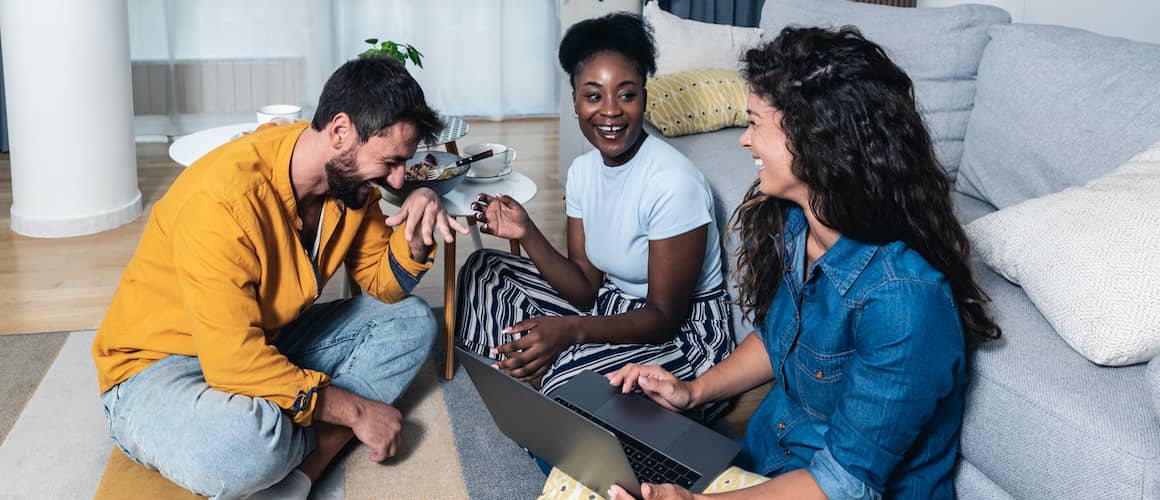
[{"x1": 659, "y1": 0, "x2": 765, "y2": 27}]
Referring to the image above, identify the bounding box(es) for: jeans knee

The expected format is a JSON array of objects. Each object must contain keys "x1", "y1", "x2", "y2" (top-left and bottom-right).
[
  {"x1": 155, "y1": 401, "x2": 307, "y2": 499},
  {"x1": 392, "y1": 295, "x2": 436, "y2": 353},
  {"x1": 186, "y1": 432, "x2": 303, "y2": 498}
]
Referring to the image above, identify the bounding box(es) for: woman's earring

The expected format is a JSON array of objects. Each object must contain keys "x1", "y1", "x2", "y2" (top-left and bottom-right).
[{"x1": 571, "y1": 109, "x2": 578, "y2": 118}]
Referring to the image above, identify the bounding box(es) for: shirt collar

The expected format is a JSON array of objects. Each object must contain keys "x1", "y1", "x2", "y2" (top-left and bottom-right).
[
  {"x1": 271, "y1": 122, "x2": 312, "y2": 221},
  {"x1": 784, "y1": 205, "x2": 880, "y2": 296}
]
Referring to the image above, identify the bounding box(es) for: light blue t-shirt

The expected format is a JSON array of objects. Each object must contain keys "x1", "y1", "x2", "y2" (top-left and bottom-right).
[{"x1": 564, "y1": 135, "x2": 723, "y2": 299}]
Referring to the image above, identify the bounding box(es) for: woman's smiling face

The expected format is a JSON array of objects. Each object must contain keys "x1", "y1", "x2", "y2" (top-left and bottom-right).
[
  {"x1": 739, "y1": 92, "x2": 806, "y2": 202},
  {"x1": 572, "y1": 50, "x2": 647, "y2": 167}
]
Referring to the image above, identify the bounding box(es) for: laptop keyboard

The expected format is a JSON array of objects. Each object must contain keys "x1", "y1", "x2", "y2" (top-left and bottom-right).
[{"x1": 554, "y1": 397, "x2": 700, "y2": 489}]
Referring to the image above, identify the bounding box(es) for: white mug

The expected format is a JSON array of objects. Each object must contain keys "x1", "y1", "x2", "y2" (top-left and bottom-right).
[
  {"x1": 256, "y1": 104, "x2": 302, "y2": 125},
  {"x1": 462, "y1": 142, "x2": 517, "y2": 177}
]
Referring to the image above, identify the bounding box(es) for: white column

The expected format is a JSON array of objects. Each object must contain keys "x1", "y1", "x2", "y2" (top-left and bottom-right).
[{"x1": 1, "y1": 0, "x2": 141, "y2": 237}]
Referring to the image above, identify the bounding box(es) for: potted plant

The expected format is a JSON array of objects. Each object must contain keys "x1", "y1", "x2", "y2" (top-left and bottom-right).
[{"x1": 359, "y1": 38, "x2": 424, "y2": 68}]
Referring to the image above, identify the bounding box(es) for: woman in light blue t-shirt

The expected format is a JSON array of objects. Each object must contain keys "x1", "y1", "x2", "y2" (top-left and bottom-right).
[{"x1": 455, "y1": 12, "x2": 735, "y2": 421}]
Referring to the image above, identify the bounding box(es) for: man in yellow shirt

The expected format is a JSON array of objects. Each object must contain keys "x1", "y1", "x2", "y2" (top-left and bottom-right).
[{"x1": 92, "y1": 56, "x2": 468, "y2": 499}]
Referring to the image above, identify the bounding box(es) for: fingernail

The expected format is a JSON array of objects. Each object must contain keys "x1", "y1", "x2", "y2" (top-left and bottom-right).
[
  {"x1": 491, "y1": 364, "x2": 499, "y2": 369},
  {"x1": 607, "y1": 487, "x2": 616, "y2": 499},
  {"x1": 641, "y1": 483, "x2": 652, "y2": 496},
  {"x1": 490, "y1": 348, "x2": 498, "y2": 356}
]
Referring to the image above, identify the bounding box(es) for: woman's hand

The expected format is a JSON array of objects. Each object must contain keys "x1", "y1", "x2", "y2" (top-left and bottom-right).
[
  {"x1": 606, "y1": 363, "x2": 695, "y2": 412},
  {"x1": 472, "y1": 193, "x2": 531, "y2": 241},
  {"x1": 608, "y1": 483, "x2": 698, "y2": 500},
  {"x1": 493, "y1": 316, "x2": 578, "y2": 383}
]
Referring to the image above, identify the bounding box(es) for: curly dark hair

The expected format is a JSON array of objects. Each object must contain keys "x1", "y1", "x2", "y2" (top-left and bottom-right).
[
  {"x1": 558, "y1": 12, "x2": 657, "y2": 90},
  {"x1": 730, "y1": 26, "x2": 1000, "y2": 347},
  {"x1": 312, "y1": 55, "x2": 443, "y2": 145}
]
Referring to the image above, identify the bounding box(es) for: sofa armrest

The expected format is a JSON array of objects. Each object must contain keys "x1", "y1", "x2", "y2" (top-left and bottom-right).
[{"x1": 1148, "y1": 357, "x2": 1160, "y2": 417}]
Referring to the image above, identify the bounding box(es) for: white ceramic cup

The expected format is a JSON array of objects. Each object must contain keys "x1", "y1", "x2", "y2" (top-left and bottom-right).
[
  {"x1": 256, "y1": 104, "x2": 302, "y2": 125},
  {"x1": 462, "y1": 142, "x2": 517, "y2": 177}
]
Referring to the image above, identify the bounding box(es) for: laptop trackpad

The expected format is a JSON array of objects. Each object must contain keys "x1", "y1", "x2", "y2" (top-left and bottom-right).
[{"x1": 595, "y1": 395, "x2": 689, "y2": 449}]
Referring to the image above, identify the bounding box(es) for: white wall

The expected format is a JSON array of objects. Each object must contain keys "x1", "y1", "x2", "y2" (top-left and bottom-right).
[{"x1": 918, "y1": 0, "x2": 1160, "y2": 44}]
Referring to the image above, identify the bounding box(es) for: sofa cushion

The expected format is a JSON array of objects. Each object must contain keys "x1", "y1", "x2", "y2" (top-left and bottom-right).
[
  {"x1": 645, "y1": 69, "x2": 749, "y2": 137},
  {"x1": 757, "y1": 0, "x2": 1009, "y2": 181},
  {"x1": 646, "y1": 2, "x2": 761, "y2": 75},
  {"x1": 645, "y1": 124, "x2": 754, "y2": 342},
  {"x1": 965, "y1": 140, "x2": 1160, "y2": 366},
  {"x1": 956, "y1": 24, "x2": 1160, "y2": 209},
  {"x1": 951, "y1": 191, "x2": 995, "y2": 225},
  {"x1": 960, "y1": 264, "x2": 1160, "y2": 499}
]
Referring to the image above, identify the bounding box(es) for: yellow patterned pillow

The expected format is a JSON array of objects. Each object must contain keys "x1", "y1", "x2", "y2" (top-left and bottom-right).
[{"x1": 645, "y1": 68, "x2": 749, "y2": 137}]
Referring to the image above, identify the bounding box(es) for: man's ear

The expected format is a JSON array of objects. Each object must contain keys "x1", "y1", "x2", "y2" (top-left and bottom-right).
[{"x1": 328, "y1": 112, "x2": 353, "y2": 150}]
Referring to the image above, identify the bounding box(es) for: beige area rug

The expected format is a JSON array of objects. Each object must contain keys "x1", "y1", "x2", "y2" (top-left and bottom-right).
[
  {"x1": 84, "y1": 357, "x2": 466, "y2": 499},
  {"x1": 343, "y1": 359, "x2": 469, "y2": 499}
]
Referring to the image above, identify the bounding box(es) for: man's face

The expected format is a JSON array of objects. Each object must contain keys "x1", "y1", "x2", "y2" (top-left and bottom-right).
[{"x1": 326, "y1": 121, "x2": 418, "y2": 209}]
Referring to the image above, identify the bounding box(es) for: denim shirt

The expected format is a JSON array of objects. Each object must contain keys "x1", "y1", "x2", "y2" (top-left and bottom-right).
[{"x1": 736, "y1": 207, "x2": 967, "y2": 499}]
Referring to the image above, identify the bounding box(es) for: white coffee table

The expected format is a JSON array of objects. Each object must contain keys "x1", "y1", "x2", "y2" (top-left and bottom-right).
[
  {"x1": 168, "y1": 116, "x2": 470, "y2": 167},
  {"x1": 168, "y1": 123, "x2": 255, "y2": 167}
]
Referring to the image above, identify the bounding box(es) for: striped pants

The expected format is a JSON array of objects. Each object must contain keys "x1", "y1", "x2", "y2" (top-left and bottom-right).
[{"x1": 455, "y1": 249, "x2": 736, "y2": 422}]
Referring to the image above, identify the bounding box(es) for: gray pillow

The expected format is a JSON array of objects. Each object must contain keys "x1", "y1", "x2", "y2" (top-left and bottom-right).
[
  {"x1": 956, "y1": 24, "x2": 1160, "y2": 209},
  {"x1": 758, "y1": 0, "x2": 1010, "y2": 181}
]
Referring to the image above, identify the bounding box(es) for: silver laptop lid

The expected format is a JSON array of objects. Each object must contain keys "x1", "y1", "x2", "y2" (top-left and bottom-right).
[{"x1": 456, "y1": 346, "x2": 643, "y2": 497}]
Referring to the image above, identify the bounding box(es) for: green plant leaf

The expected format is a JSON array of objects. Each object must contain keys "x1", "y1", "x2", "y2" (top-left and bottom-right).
[
  {"x1": 405, "y1": 46, "x2": 424, "y2": 68},
  {"x1": 365, "y1": 38, "x2": 378, "y2": 45}
]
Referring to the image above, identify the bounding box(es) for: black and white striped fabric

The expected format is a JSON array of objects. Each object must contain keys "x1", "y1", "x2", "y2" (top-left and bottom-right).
[{"x1": 455, "y1": 249, "x2": 736, "y2": 422}]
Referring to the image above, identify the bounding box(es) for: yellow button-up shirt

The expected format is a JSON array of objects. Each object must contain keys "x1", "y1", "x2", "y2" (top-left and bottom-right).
[{"x1": 93, "y1": 122, "x2": 434, "y2": 425}]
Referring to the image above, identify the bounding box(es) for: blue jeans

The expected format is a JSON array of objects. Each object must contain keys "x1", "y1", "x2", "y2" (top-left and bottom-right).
[{"x1": 100, "y1": 295, "x2": 436, "y2": 499}]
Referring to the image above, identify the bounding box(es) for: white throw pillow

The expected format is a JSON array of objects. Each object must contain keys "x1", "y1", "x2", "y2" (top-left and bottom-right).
[
  {"x1": 966, "y1": 139, "x2": 1160, "y2": 366},
  {"x1": 644, "y1": 2, "x2": 761, "y2": 75}
]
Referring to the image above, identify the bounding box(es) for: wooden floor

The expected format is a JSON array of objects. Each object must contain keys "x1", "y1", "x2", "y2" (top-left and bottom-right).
[{"x1": 0, "y1": 118, "x2": 564, "y2": 335}]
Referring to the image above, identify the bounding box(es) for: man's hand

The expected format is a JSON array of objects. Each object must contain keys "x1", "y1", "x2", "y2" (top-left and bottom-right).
[
  {"x1": 315, "y1": 386, "x2": 405, "y2": 462},
  {"x1": 608, "y1": 483, "x2": 698, "y2": 500},
  {"x1": 349, "y1": 398, "x2": 405, "y2": 462},
  {"x1": 471, "y1": 193, "x2": 532, "y2": 241},
  {"x1": 605, "y1": 363, "x2": 696, "y2": 412},
  {"x1": 492, "y1": 316, "x2": 578, "y2": 383},
  {"x1": 384, "y1": 186, "x2": 469, "y2": 259}
]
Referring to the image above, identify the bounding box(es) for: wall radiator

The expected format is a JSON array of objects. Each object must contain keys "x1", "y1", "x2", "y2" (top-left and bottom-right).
[{"x1": 131, "y1": 58, "x2": 302, "y2": 116}]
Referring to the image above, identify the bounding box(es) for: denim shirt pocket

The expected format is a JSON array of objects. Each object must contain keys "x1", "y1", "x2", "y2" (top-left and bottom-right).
[{"x1": 793, "y1": 345, "x2": 854, "y2": 421}]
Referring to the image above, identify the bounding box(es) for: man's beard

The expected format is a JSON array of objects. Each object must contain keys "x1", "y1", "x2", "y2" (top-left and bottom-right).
[{"x1": 325, "y1": 147, "x2": 372, "y2": 210}]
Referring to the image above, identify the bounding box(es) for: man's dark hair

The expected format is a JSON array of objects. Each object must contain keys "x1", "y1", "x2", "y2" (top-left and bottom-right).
[
  {"x1": 558, "y1": 12, "x2": 657, "y2": 90},
  {"x1": 312, "y1": 56, "x2": 443, "y2": 144}
]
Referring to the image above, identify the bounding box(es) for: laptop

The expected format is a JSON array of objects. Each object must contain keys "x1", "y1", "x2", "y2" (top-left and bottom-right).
[{"x1": 455, "y1": 346, "x2": 740, "y2": 497}]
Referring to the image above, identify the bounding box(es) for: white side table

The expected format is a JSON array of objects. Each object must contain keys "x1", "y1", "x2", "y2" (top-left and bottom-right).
[{"x1": 168, "y1": 123, "x2": 255, "y2": 167}]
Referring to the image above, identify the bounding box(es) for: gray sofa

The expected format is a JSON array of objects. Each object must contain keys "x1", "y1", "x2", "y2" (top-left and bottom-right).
[{"x1": 557, "y1": 0, "x2": 1160, "y2": 497}]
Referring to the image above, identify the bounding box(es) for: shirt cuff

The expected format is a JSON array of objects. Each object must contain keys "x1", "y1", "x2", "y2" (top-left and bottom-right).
[
  {"x1": 289, "y1": 370, "x2": 331, "y2": 426},
  {"x1": 387, "y1": 223, "x2": 437, "y2": 276},
  {"x1": 807, "y1": 447, "x2": 882, "y2": 500}
]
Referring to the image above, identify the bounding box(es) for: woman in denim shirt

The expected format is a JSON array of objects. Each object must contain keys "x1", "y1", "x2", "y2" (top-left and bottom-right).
[{"x1": 606, "y1": 27, "x2": 1001, "y2": 499}]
